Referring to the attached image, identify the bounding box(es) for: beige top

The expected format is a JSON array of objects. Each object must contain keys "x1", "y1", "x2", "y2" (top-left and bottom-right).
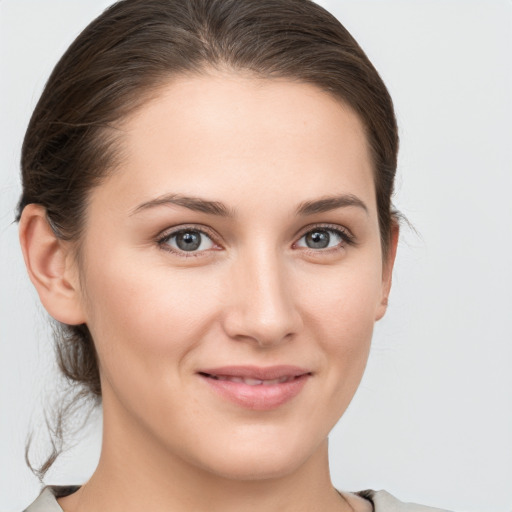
[{"x1": 23, "y1": 485, "x2": 452, "y2": 512}]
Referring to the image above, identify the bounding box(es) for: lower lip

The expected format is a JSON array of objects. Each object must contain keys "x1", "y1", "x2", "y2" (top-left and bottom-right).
[{"x1": 199, "y1": 374, "x2": 310, "y2": 410}]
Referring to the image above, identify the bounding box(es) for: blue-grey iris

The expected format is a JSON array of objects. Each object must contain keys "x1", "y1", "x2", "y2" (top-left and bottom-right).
[
  {"x1": 176, "y1": 231, "x2": 201, "y2": 251},
  {"x1": 306, "y1": 230, "x2": 330, "y2": 249}
]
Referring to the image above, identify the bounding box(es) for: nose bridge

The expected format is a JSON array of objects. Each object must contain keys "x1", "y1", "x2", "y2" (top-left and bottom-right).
[{"x1": 223, "y1": 241, "x2": 301, "y2": 346}]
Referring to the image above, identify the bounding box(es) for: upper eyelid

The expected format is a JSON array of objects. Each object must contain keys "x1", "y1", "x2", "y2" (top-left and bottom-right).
[
  {"x1": 158, "y1": 225, "x2": 218, "y2": 243},
  {"x1": 157, "y1": 226, "x2": 219, "y2": 258},
  {"x1": 295, "y1": 223, "x2": 352, "y2": 237}
]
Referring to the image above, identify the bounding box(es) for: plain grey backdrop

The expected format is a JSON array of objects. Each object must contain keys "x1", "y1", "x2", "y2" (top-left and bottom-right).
[{"x1": 1, "y1": 1, "x2": 511, "y2": 511}]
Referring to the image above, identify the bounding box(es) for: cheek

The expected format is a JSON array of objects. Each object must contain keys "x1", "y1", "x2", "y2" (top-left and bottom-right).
[
  {"x1": 303, "y1": 256, "x2": 382, "y2": 343},
  {"x1": 80, "y1": 249, "x2": 222, "y2": 384},
  {"x1": 299, "y1": 255, "x2": 382, "y2": 391}
]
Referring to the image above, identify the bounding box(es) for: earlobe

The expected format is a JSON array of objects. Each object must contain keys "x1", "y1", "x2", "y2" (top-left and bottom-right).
[
  {"x1": 375, "y1": 221, "x2": 400, "y2": 321},
  {"x1": 18, "y1": 204, "x2": 86, "y2": 325}
]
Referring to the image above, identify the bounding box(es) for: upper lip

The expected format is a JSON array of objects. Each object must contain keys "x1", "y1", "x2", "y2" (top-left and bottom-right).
[{"x1": 197, "y1": 365, "x2": 311, "y2": 380}]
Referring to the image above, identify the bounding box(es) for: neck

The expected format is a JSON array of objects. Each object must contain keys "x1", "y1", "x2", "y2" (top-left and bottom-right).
[{"x1": 58, "y1": 389, "x2": 353, "y2": 512}]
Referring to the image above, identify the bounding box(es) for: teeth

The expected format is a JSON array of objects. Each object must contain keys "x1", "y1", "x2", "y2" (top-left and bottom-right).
[
  {"x1": 263, "y1": 376, "x2": 292, "y2": 385},
  {"x1": 244, "y1": 378, "x2": 264, "y2": 386},
  {"x1": 209, "y1": 375, "x2": 295, "y2": 385}
]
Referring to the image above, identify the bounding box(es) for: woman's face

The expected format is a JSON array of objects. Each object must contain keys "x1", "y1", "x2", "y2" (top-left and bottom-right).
[{"x1": 74, "y1": 72, "x2": 394, "y2": 480}]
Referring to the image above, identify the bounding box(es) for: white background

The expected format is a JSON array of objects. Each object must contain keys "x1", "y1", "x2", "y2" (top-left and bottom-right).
[{"x1": 1, "y1": 1, "x2": 511, "y2": 511}]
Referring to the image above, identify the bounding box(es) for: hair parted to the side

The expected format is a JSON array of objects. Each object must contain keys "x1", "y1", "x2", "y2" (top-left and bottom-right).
[{"x1": 17, "y1": 0, "x2": 399, "y2": 481}]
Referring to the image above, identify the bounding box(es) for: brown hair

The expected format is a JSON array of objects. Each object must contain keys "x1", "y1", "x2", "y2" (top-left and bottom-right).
[{"x1": 17, "y1": 0, "x2": 399, "y2": 480}]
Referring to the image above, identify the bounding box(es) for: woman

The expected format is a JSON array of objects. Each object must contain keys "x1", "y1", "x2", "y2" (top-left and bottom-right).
[{"x1": 15, "y1": 0, "x2": 450, "y2": 511}]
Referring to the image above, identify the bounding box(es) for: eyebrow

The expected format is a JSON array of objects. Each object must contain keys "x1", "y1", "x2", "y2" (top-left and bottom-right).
[
  {"x1": 131, "y1": 193, "x2": 234, "y2": 217},
  {"x1": 295, "y1": 194, "x2": 368, "y2": 216},
  {"x1": 131, "y1": 193, "x2": 368, "y2": 217}
]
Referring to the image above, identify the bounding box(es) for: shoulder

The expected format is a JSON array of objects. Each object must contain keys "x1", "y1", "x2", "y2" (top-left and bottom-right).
[
  {"x1": 24, "y1": 485, "x2": 453, "y2": 512},
  {"x1": 22, "y1": 485, "x2": 80, "y2": 512},
  {"x1": 356, "y1": 489, "x2": 453, "y2": 512}
]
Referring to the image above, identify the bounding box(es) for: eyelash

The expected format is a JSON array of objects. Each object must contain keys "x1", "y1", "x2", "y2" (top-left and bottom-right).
[
  {"x1": 294, "y1": 224, "x2": 356, "y2": 254},
  {"x1": 157, "y1": 225, "x2": 220, "y2": 258},
  {"x1": 156, "y1": 223, "x2": 355, "y2": 258}
]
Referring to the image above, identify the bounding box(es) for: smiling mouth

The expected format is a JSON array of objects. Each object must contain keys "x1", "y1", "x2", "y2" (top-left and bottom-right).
[{"x1": 197, "y1": 365, "x2": 312, "y2": 410}]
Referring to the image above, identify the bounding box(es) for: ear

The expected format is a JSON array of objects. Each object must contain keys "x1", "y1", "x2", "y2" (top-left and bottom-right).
[
  {"x1": 375, "y1": 221, "x2": 400, "y2": 321},
  {"x1": 18, "y1": 204, "x2": 86, "y2": 325}
]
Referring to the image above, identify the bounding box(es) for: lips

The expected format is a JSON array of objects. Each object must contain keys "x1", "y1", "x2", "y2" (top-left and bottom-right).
[{"x1": 197, "y1": 365, "x2": 311, "y2": 410}]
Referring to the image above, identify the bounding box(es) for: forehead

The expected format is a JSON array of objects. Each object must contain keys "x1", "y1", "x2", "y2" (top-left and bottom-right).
[{"x1": 97, "y1": 72, "x2": 376, "y2": 217}]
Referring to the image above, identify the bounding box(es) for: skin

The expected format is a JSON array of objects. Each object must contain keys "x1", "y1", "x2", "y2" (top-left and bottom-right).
[{"x1": 20, "y1": 72, "x2": 397, "y2": 512}]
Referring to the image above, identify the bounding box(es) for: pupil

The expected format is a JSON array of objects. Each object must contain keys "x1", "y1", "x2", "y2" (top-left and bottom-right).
[
  {"x1": 176, "y1": 231, "x2": 201, "y2": 251},
  {"x1": 306, "y1": 230, "x2": 330, "y2": 249}
]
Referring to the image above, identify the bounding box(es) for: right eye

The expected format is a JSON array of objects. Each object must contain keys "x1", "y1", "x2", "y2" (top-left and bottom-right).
[{"x1": 158, "y1": 228, "x2": 216, "y2": 256}]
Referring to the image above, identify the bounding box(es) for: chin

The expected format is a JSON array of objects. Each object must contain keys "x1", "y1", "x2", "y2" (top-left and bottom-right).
[
  {"x1": 200, "y1": 453, "x2": 307, "y2": 482},
  {"x1": 186, "y1": 429, "x2": 323, "y2": 482}
]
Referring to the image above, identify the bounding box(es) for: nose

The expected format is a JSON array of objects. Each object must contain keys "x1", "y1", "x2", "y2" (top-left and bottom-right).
[{"x1": 221, "y1": 247, "x2": 303, "y2": 348}]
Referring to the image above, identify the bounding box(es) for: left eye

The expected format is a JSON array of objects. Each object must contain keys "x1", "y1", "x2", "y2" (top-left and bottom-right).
[
  {"x1": 161, "y1": 229, "x2": 215, "y2": 253},
  {"x1": 295, "y1": 228, "x2": 345, "y2": 250}
]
